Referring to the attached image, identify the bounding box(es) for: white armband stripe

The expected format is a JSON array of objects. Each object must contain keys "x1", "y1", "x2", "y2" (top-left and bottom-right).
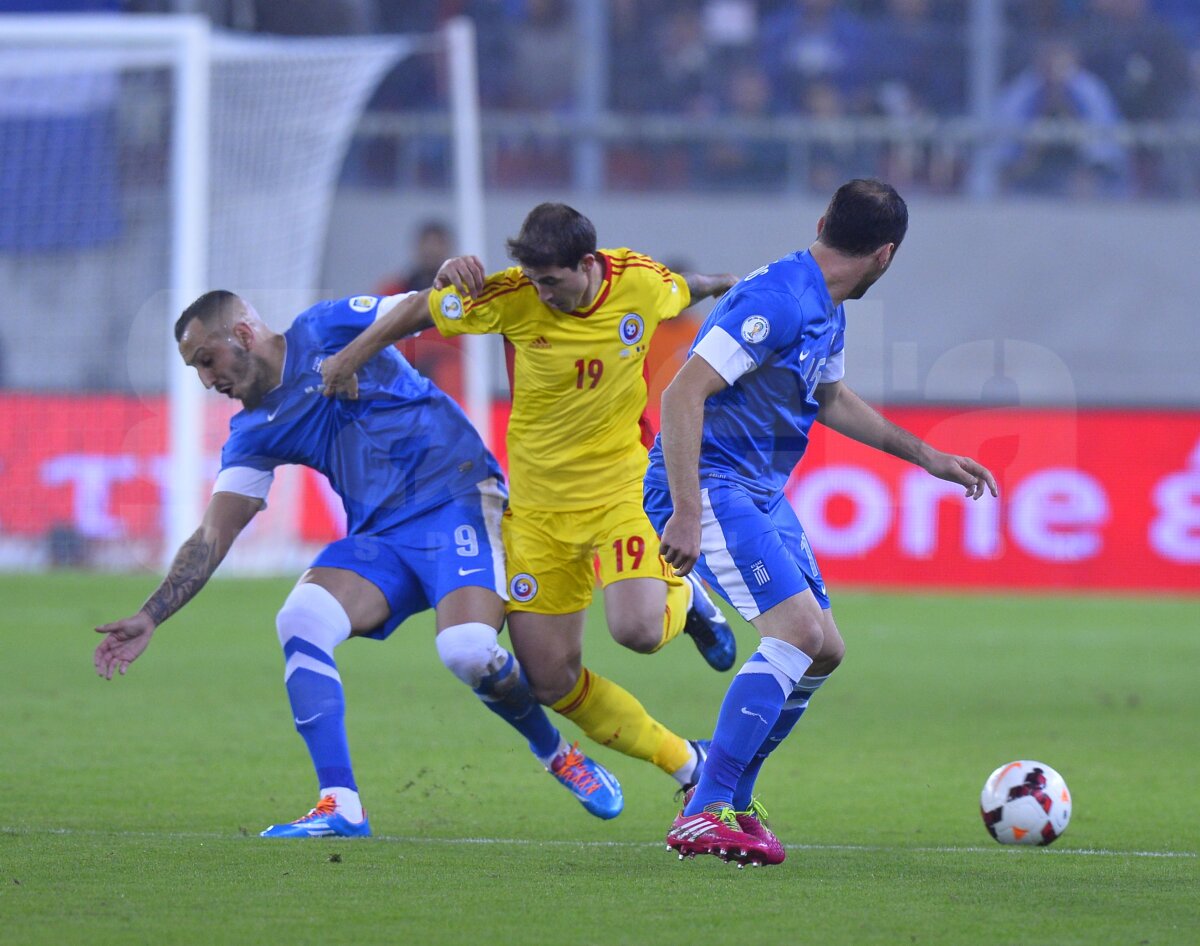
[
  {"x1": 213, "y1": 466, "x2": 274, "y2": 507},
  {"x1": 820, "y1": 348, "x2": 845, "y2": 383},
  {"x1": 377, "y1": 291, "x2": 417, "y2": 320},
  {"x1": 693, "y1": 326, "x2": 757, "y2": 385}
]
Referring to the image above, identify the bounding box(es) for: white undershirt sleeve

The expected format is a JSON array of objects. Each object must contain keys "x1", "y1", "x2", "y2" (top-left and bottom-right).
[
  {"x1": 377, "y1": 291, "x2": 416, "y2": 320},
  {"x1": 820, "y1": 348, "x2": 845, "y2": 383},
  {"x1": 212, "y1": 466, "x2": 274, "y2": 508},
  {"x1": 692, "y1": 325, "x2": 757, "y2": 385}
]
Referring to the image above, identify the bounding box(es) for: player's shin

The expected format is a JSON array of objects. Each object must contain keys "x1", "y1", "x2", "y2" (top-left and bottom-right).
[
  {"x1": 276, "y1": 583, "x2": 360, "y2": 817},
  {"x1": 684, "y1": 638, "x2": 813, "y2": 816},
  {"x1": 551, "y1": 666, "x2": 693, "y2": 775},
  {"x1": 436, "y1": 622, "x2": 561, "y2": 760},
  {"x1": 731, "y1": 672, "x2": 831, "y2": 809}
]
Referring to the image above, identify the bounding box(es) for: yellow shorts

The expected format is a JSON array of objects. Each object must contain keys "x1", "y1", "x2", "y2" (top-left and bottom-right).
[{"x1": 502, "y1": 491, "x2": 679, "y2": 614}]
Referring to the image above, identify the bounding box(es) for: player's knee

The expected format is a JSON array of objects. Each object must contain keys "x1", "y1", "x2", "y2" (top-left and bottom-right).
[
  {"x1": 810, "y1": 641, "x2": 845, "y2": 677},
  {"x1": 608, "y1": 617, "x2": 661, "y2": 654},
  {"x1": 275, "y1": 583, "x2": 352, "y2": 653},
  {"x1": 790, "y1": 619, "x2": 825, "y2": 658},
  {"x1": 532, "y1": 670, "x2": 577, "y2": 707},
  {"x1": 436, "y1": 622, "x2": 507, "y2": 689}
]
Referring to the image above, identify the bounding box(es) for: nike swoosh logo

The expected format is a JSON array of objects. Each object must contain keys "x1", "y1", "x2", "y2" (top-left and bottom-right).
[
  {"x1": 294, "y1": 713, "x2": 322, "y2": 726},
  {"x1": 798, "y1": 350, "x2": 810, "y2": 361},
  {"x1": 740, "y1": 707, "x2": 768, "y2": 724},
  {"x1": 458, "y1": 567, "x2": 485, "y2": 576},
  {"x1": 267, "y1": 407, "x2": 281, "y2": 421}
]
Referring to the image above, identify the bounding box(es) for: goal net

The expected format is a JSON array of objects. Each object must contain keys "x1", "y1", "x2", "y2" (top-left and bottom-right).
[{"x1": 0, "y1": 14, "x2": 425, "y2": 574}]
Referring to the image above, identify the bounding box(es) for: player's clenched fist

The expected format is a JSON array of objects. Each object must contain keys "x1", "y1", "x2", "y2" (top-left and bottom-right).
[
  {"x1": 659, "y1": 512, "x2": 701, "y2": 577},
  {"x1": 320, "y1": 350, "x2": 359, "y2": 399}
]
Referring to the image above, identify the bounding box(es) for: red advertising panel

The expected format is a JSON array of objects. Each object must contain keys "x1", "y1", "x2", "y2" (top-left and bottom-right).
[
  {"x1": 1, "y1": 395, "x2": 1196, "y2": 592},
  {"x1": 786, "y1": 407, "x2": 1199, "y2": 593}
]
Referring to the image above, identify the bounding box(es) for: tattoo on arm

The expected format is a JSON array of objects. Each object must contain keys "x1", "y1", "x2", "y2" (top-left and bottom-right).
[{"x1": 141, "y1": 528, "x2": 221, "y2": 626}]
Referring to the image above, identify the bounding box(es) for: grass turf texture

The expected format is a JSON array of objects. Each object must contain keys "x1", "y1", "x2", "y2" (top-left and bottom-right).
[{"x1": 2, "y1": 573, "x2": 1197, "y2": 945}]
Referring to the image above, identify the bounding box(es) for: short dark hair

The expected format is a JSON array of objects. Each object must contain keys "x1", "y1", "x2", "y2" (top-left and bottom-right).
[
  {"x1": 818, "y1": 179, "x2": 908, "y2": 257},
  {"x1": 505, "y1": 203, "x2": 597, "y2": 269},
  {"x1": 174, "y1": 289, "x2": 240, "y2": 342}
]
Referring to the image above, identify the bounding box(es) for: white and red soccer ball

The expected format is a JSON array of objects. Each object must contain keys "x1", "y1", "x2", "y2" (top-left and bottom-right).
[{"x1": 980, "y1": 760, "x2": 1072, "y2": 846}]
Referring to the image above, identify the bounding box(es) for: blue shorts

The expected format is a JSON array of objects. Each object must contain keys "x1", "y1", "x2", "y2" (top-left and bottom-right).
[
  {"x1": 643, "y1": 480, "x2": 829, "y2": 622},
  {"x1": 311, "y1": 477, "x2": 507, "y2": 639}
]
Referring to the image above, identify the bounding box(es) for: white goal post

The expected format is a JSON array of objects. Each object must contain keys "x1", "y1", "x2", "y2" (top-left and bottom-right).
[{"x1": 0, "y1": 14, "x2": 488, "y2": 574}]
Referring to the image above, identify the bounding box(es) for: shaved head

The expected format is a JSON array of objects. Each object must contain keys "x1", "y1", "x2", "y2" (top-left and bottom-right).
[
  {"x1": 176, "y1": 291, "x2": 280, "y2": 409},
  {"x1": 174, "y1": 289, "x2": 249, "y2": 342}
]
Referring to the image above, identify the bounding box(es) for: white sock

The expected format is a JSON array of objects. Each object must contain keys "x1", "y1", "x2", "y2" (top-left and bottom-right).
[
  {"x1": 537, "y1": 736, "x2": 570, "y2": 769},
  {"x1": 321, "y1": 786, "x2": 363, "y2": 822},
  {"x1": 671, "y1": 743, "x2": 700, "y2": 786}
]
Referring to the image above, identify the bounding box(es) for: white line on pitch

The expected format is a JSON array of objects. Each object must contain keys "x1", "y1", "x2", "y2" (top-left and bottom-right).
[{"x1": 8, "y1": 827, "x2": 1196, "y2": 858}]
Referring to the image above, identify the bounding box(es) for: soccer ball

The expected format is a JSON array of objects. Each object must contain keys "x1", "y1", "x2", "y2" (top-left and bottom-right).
[{"x1": 980, "y1": 760, "x2": 1071, "y2": 846}]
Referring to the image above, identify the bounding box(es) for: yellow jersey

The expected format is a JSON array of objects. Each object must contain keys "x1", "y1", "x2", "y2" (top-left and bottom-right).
[{"x1": 428, "y1": 248, "x2": 691, "y2": 511}]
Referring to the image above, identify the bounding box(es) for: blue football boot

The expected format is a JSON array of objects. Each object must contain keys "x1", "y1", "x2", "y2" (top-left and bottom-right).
[
  {"x1": 260, "y1": 795, "x2": 372, "y2": 838},
  {"x1": 683, "y1": 573, "x2": 736, "y2": 671},
  {"x1": 677, "y1": 739, "x2": 711, "y2": 798},
  {"x1": 548, "y1": 742, "x2": 624, "y2": 819}
]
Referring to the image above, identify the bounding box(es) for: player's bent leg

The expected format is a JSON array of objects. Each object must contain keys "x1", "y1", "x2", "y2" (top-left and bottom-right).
[
  {"x1": 683, "y1": 593, "x2": 822, "y2": 818},
  {"x1": 433, "y1": 599, "x2": 561, "y2": 762},
  {"x1": 550, "y1": 665, "x2": 698, "y2": 783},
  {"x1": 264, "y1": 578, "x2": 375, "y2": 838},
  {"x1": 504, "y1": 609, "x2": 587, "y2": 706},
  {"x1": 732, "y1": 607, "x2": 844, "y2": 809},
  {"x1": 435, "y1": 617, "x2": 625, "y2": 816},
  {"x1": 500, "y1": 609, "x2": 624, "y2": 817},
  {"x1": 602, "y1": 577, "x2": 670, "y2": 653}
]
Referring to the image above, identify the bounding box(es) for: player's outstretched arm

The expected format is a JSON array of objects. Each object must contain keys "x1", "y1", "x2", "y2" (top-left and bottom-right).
[
  {"x1": 682, "y1": 271, "x2": 738, "y2": 301},
  {"x1": 814, "y1": 380, "x2": 998, "y2": 499},
  {"x1": 93, "y1": 492, "x2": 261, "y2": 679},
  {"x1": 658, "y1": 355, "x2": 730, "y2": 575},
  {"x1": 321, "y1": 289, "x2": 436, "y2": 399}
]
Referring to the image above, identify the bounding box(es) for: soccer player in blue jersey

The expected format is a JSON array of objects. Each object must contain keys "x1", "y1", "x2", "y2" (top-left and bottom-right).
[
  {"x1": 93, "y1": 289, "x2": 623, "y2": 837},
  {"x1": 643, "y1": 180, "x2": 998, "y2": 866}
]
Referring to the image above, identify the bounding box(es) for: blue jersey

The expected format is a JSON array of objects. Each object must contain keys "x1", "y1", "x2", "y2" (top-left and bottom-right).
[
  {"x1": 214, "y1": 295, "x2": 502, "y2": 534},
  {"x1": 646, "y1": 250, "x2": 846, "y2": 501}
]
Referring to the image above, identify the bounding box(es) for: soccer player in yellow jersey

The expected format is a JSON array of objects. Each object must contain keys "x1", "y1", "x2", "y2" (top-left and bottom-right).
[{"x1": 320, "y1": 204, "x2": 738, "y2": 801}]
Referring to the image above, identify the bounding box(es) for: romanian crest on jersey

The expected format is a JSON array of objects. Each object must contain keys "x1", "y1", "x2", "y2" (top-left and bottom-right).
[
  {"x1": 619, "y1": 313, "x2": 645, "y2": 345},
  {"x1": 741, "y1": 315, "x2": 770, "y2": 344},
  {"x1": 440, "y1": 293, "x2": 463, "y2": 320},
  {"x1": 509, "y1": 572, "x2": 538, "y2": 603},
  {"x1": 349, "y1": 295, "x2": 377, "y2": 312}
]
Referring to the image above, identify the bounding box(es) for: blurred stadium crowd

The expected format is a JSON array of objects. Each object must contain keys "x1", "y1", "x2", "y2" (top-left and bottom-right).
[
  {"x1": 21, "y1": 0, "x2": 1200, "y2": 197},
  {"x1": 145, "y1": 0, "x2": 1200, "y2": 198}
]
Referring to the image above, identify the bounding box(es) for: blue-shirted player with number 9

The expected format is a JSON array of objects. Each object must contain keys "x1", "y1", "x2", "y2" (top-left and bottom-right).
[
  {"x1": 644, "y1": 180, "x2": 998, "y2": 865},
  {"x1": 93, "y1": 289, "x2": 622, "y2": 837}
]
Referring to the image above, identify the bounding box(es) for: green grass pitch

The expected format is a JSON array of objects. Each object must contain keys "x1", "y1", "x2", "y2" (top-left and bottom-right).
[{"x1": 2, "y1": 573, "x2": 1197, "y2": 945}]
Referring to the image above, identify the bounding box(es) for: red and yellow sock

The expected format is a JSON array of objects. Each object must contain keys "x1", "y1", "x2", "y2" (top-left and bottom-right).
[
  {"x1": 649, "y1": 576, "x2": 690, "y2": 653},
  {"x1": 551, "y1": 666, "x2": 691, "y2": 775}
]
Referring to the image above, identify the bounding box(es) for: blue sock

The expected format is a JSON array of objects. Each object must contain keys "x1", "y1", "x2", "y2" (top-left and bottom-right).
[
  {"x1": 277, "y1": 583, "x2": 356, "y2": 793},
  {"x1": 474, "y1": 653, "x2": 561, "y2": 760},
  {"x1": 684, "y1": 638, "x2": 813, "y2": 816},
  {"x1": 732, "y1": 673, "x2": 831, "y2": 809},
  {"x1": 284, "y1": 659, "x2": 356, "y2": 791}
]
